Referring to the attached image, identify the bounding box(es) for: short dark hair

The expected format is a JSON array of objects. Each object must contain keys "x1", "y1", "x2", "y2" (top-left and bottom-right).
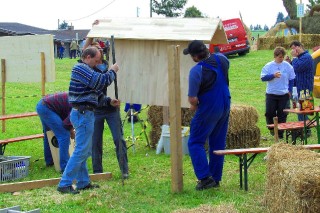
[
  {"x1": 273, "y1": 46, "x2": 286, "y2": 57},
  {"x1": 289, "y1": 40, "x2": 303, "y2": 48},
  {"x1": 82, "y1": 46, "x2": 99, "y2": 59}
]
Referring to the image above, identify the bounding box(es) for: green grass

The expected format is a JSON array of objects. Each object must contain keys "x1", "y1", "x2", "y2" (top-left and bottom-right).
[{"x1": 0, "y1": 51, "x2": 319, "y2": 212}]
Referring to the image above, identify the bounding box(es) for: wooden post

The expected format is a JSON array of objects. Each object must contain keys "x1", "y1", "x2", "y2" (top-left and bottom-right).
[
  {"x1": 167, "y1": 45, "x2": 183, "y2": 192},
  {"x1": 299, "y1": 0, "x2": 302, "y2": 42},
  {"x1": 163, "y1": 106, "x2": 169, "y2": 125},
  {"x1": 40, "y1": 52, "x2": 46, "y2": 96},
  {"x1": 1, "y1": 59, "x2": 6, "y2": 132},
  {"x1": 273, "y1": 117, "x2": 279, "y2": 142}
]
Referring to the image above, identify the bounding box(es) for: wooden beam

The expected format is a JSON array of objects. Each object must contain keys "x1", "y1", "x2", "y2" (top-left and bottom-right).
[
  {"x1": 0, "y1": 172, "x2": 112, "y2": 193},
  {"x1": 40, "y1": 52, "x2": 46, "y2": 96},
  {"x1": 168, "y1": 45, "x2": 183, "y2": 192},
  {"x1": 1, "y1": 59, "x2": 6, "y2": 132}
]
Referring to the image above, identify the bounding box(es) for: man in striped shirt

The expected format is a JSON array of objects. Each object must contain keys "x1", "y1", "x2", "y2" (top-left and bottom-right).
[{"x1": 57, "y1": 46, "x2": 120, "y2": 194}]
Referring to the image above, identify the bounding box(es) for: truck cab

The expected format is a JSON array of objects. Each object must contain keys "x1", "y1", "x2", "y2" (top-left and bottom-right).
[{"x1": 209, "y1": 18, "x2": 250, "y2": 56}]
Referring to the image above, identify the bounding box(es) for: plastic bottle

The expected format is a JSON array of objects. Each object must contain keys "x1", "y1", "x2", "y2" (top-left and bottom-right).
[
  {"x1": 292, "y1": 87, "x2": 298, "y2": 109},
  {"x1": 299, "y1": 90, "x2": 306, "y2": 110}
]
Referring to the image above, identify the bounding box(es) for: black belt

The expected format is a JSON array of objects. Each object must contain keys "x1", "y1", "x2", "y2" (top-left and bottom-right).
[{"x1": 72, "y1": 104, "x2": 95, "y2": 113}]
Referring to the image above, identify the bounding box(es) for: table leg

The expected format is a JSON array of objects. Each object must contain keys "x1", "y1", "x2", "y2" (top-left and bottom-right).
[
  {"x1": 303, "y1": 115, "x2": 307, "y2": 144},
  {"x1": 316, "y1": 112, "x2": 320, "y2": 144}
]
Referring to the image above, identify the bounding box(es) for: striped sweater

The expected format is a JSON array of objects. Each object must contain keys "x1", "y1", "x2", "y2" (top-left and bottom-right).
[{"x1": 68, "y1": 62, "x2": 116, "y2": 107}]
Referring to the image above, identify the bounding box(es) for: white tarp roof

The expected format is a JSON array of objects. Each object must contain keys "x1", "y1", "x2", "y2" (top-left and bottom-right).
[{"x1": 87, "y1": 17, "x2": 228, "y2": 44}]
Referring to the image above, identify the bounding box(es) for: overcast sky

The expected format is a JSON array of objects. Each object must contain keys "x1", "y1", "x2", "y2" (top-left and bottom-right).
[{"x1": 1, "y1": 0, "x2": 308, "y2": 30}]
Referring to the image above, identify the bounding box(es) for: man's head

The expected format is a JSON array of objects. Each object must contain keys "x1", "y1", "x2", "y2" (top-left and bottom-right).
[
  {"x1": 81, "y1": 46, "x2": 101, "y2": 68},
  {"x1": 289, "y1": 40, "x2": 305, "y2": 55},
  {"x1": 183, "y1": 40, "x2": 209, "y2": 61}
]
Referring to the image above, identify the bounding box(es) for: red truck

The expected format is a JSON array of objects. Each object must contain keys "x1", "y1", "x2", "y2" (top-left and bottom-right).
[{"x1": 209, "y1": 18, "x2": 250, "y2": 56}]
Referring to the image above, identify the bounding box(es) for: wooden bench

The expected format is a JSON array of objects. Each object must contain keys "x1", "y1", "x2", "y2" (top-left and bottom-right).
[
  {"x1": 0, "y1": 112, "x2": 38, "y2": 120},
  {"x1": 0, "y1": 134, "x2": 44, "y2": 155},
  {"x1": 0, "y1": 112, "x2": 41, "y2": 155},
  {"x1": 213, "y1": 144, "x2": 320, "y2": 191},
  {"x1": 267, "y1": 121, "x2": 316, "y2": 144}
]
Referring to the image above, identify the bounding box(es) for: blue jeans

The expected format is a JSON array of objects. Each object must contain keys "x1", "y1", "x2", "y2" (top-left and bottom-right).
[
  {"x1": 36, "y1": 101, "x2": 70, "y2": 171},
  {"x1": 58, "y1": 109, "x2": 94, "y2": 188},
  {"x1": 92, "y1": 109, "x2": 128, "y2": 174}
]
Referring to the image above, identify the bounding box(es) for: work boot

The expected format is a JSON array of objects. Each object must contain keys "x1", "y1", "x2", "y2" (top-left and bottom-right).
[
  {"x1": 77, "y1": 183, "x2": 100, "y2": 191},
  {"x1": 195, "y1": 177, "x2": 219, "y2": 191},
  {"x1": 57, "y1": 186, "x2": 79, "y2": 194}
]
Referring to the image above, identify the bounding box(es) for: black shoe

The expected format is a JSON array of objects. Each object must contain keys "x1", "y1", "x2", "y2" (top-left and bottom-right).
[
  {"x1": 46, "y1": 163, "x2": 54, "y2": 167},
  {"x1": 195, "y1": 177, "x2": 219, "y2": 191},
  {"x1": 122, "y1": 173, "x2": 129, "y2": 179},
  {"x1": 57, "y1": 186, "x2": 79, "y2": 194},
  {"x1": 77, "y1": 183, "x2": 100, "y2": 191}
]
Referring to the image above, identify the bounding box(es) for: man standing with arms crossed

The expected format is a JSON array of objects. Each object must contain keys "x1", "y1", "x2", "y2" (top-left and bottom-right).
[{"x1": 57, "y1": 46, "x2": 120, "y2": 194}]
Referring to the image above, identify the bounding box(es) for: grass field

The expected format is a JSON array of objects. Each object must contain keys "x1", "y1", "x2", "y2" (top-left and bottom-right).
[{"x1": 0, "y1": 49, "x2": 319, "y2": 212}]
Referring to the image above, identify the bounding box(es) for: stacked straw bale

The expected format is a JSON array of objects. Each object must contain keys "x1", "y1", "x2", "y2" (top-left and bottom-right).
[
  {"x1": 147, "y1": 106, "x2": 194, "y2": 148},
  {"x1": 265, "y1": 143, "x2": 320, "y2": 213},
  {"x1": 147, "y1": 104, "x2": 260, "y2": 149},
  {"x1": 227, "y1": 105, "x2": 260, "y2": 149}
]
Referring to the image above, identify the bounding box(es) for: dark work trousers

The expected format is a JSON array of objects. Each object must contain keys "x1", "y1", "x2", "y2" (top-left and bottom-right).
[{"x1": 265, "y1": 93, "x2": 289, "y2": 137}]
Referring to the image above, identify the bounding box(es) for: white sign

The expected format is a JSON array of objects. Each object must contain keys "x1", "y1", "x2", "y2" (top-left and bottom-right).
[{"x1": 297, "y1": 3, "x2": 304, "y2": 18}]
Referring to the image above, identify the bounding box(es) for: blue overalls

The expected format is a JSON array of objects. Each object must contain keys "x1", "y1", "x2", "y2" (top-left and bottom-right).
[{"x1": 188, "y1": 54, "x2": 231, "y2": 182}]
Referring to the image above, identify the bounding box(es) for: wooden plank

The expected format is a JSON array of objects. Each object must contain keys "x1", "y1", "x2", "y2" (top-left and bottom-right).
[
  {"x1": 0, "y1": 172, "x2": 112, "y2": 193},
  {"x1": 87, "y1": 18, "x2": 228, "y2": 44},
  {"x1": 106, "y1": 39, "x2": 194, "y2": 107},
  {"x1": 0, "y1": 112, "x2": 38, "y2": 120},
  {"x1": 0, "y1": 134, "x2": 44, "y2": 144},
  {"x1": 213, "y1": 144, "x2": 320, "y2": 155},
  {"x1": 214, "y1": 147, "x2": 270, "y2": 155},
  {"x1": 1, "y1": 59, "x2": 5, "y2": 132},
  {"x1": 267, "y1": 121, "x2": 316, "y2": 130},
  {"x1": 168, "y1": 45, "x2": 183, "y2": 193},
  {"x1": 0, "y1": 35, "x2": 55, "y2": 83},
  {"x1": 273, "y1": 117, "x2": 279, "y2": 142}
]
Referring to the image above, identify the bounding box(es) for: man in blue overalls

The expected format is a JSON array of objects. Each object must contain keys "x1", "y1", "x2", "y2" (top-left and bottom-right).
[{"x1": 183, "y1": 40, "x2": 231, "y2": 191}]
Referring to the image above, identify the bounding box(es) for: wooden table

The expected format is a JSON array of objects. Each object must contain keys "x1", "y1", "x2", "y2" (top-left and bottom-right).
[{"x1": 284, "y1": 107, "x2": 320, "y2": 144}]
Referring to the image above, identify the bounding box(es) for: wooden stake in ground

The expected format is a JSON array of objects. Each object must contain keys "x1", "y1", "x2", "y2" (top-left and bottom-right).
[{"x1": 168, "y1": 45, "x2": 183, "y2": 193}]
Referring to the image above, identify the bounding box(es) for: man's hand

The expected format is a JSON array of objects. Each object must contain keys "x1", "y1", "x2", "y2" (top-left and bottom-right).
[
  {"x1": 110, "y1": 63, "x2": 119, "y2": 72},
  {"x1": 110, "y1": 99, "x2": 120, "y2": 108},
  {"x1": 70, "y1": 128, "x2": 75, "y2": 139}
]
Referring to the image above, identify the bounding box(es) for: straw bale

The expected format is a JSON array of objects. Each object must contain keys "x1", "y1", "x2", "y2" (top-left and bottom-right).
[
  {"x1": 228, "y1": 105, "x2": 259, "y2": 133},
  {"x1": 265, "y1": 143, "x2": 320, "y2": 213},
  {"x1": 147, "y1": 106, "x2": 194, "y2": 147},
  {"x1": 147, "y1": 104, "x2": 260, "y2": 148},
  {"x1": 172, "y1": 204, "x2": 238, "y2": 213},
  {"x1": 226, "y1": 126, "x2": 260, "y2": 149}
]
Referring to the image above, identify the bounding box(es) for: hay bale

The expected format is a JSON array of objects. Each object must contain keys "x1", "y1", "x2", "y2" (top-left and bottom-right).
[
  {"x1": 265, "y1": 143, "x2": 320, "y2": 213},
  {"x1": 226, "y1": 126, "x2": 260, "y2": 149},
  {"x1": 172, "y1": 204, "x2": 238, "y2": 213},
  {"x1": 147, "y1": 104, "x2": 260, "y2": 148},
  {"x1": 228, "y1": 105, "x2": 259, "y2": 133},
  {"x1": 147, "y1": 106, "x2": 194, "y2": 147}
]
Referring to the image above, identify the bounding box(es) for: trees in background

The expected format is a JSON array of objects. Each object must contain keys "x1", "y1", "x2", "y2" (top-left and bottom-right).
[
  {"x1": 283, "y1": 0, "x2": 320, "y2": 33},
  {"x1": 152, "y1": 0, "x2": 187, "y2": 17}
]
